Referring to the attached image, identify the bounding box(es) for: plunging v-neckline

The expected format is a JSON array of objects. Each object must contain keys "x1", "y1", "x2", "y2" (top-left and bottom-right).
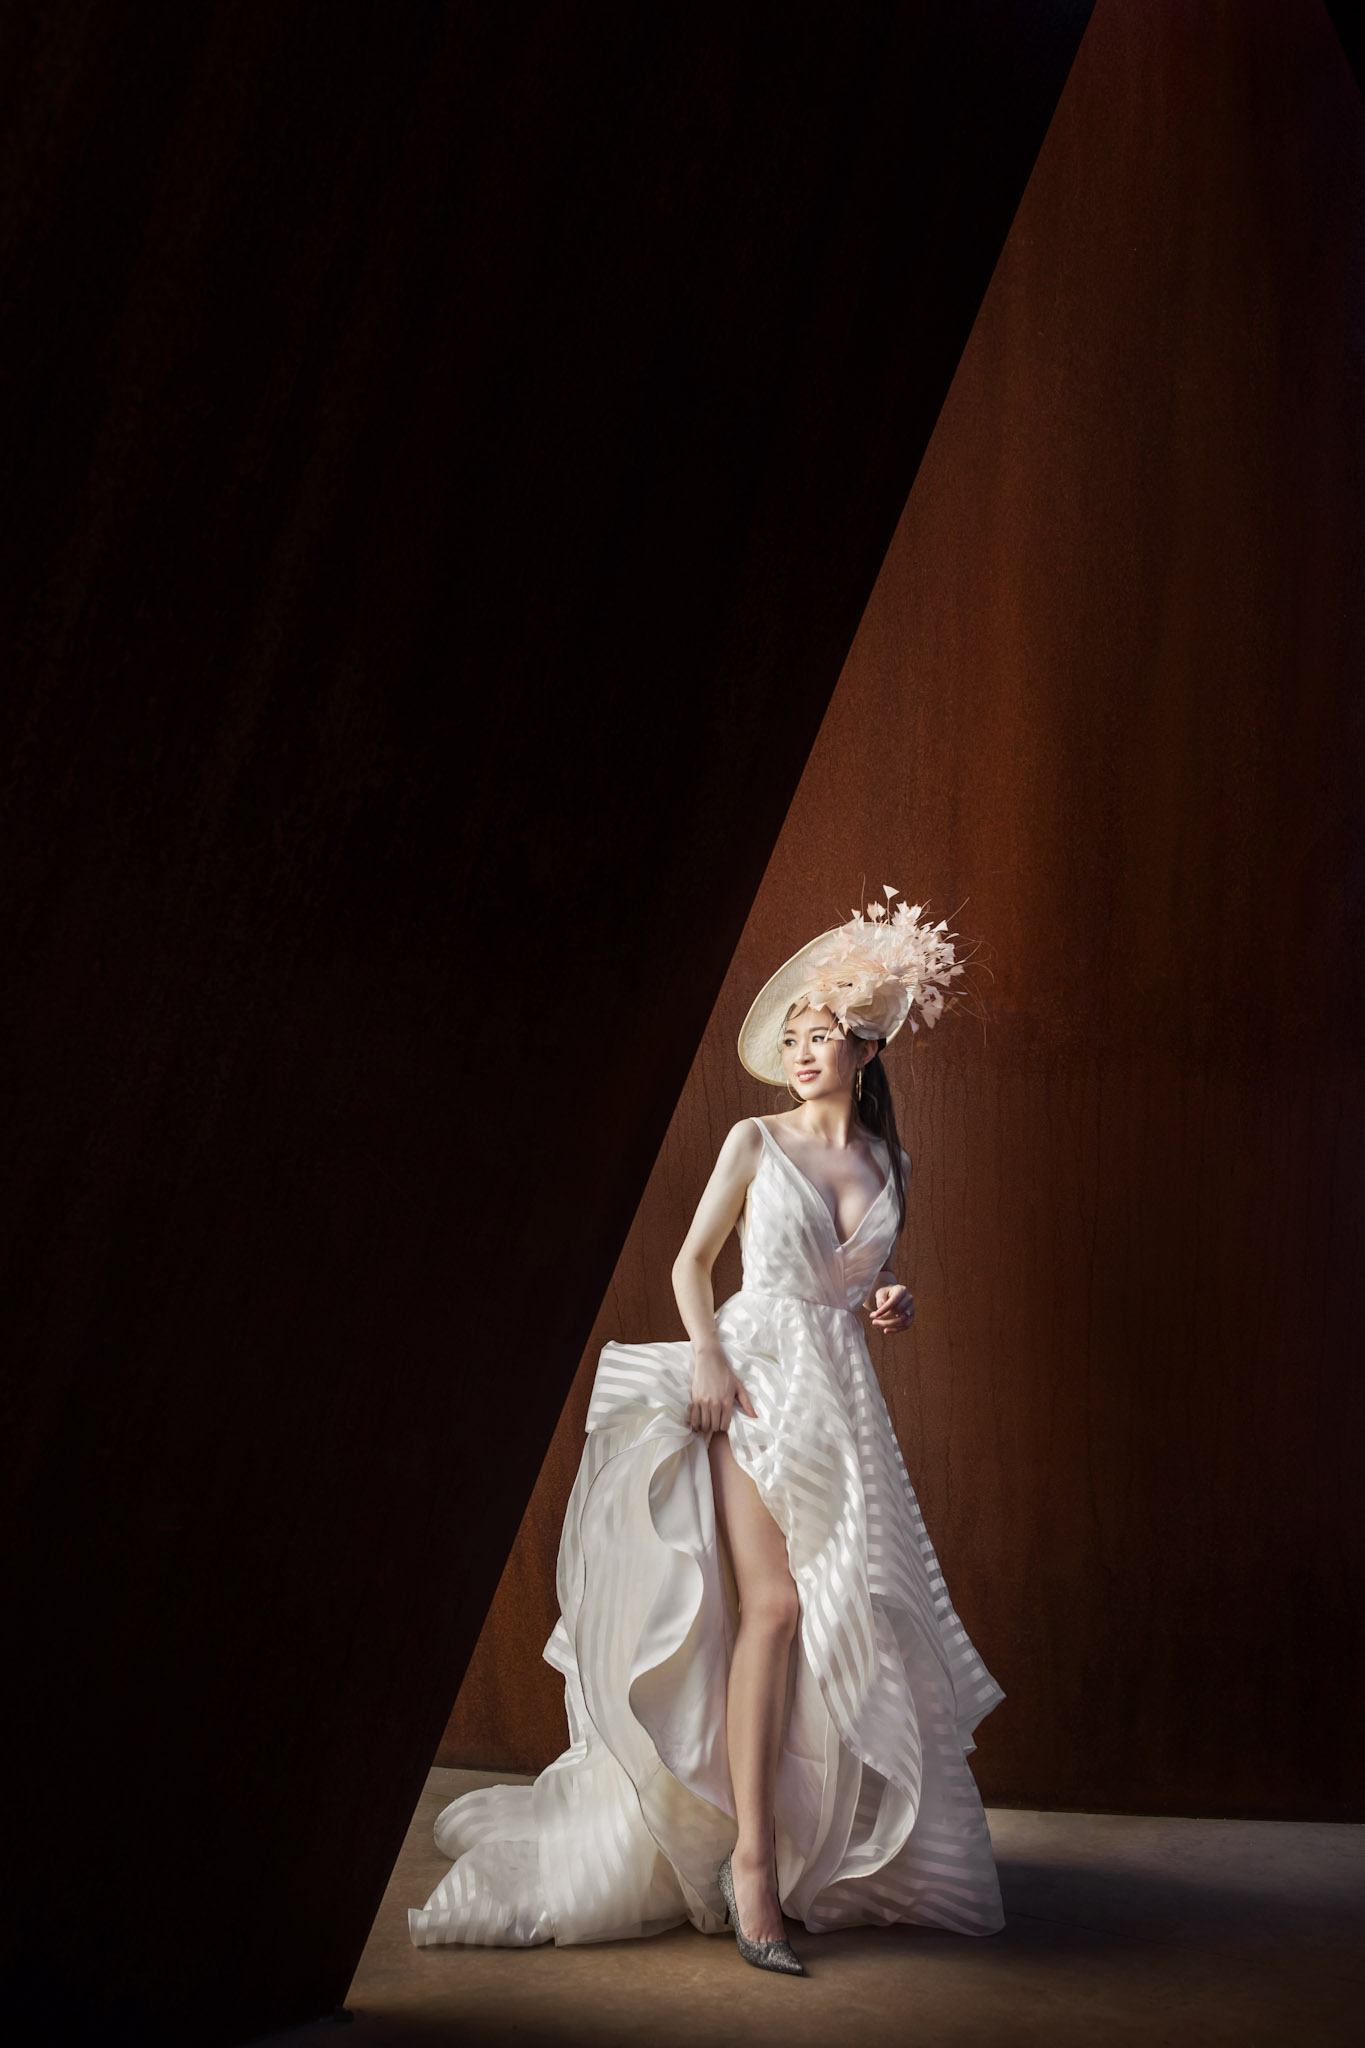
[{"x1": 753, "y1": 1119, "x2": 892, "y2": 1252}]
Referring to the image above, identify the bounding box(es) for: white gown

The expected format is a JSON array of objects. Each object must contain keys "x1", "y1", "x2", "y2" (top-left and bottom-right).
[{"x1": 409, "y1": 1118, "x2": 1005, "y2": 1949}]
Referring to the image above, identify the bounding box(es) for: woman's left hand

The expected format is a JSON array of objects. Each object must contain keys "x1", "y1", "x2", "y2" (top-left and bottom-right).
[{"x1": 869, "y1": 1283, "x2": 915, "y2": 1333}]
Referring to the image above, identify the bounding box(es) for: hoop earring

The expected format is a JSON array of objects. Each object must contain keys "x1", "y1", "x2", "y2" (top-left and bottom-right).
[{"x1": 854, "y1": 1067, "x2": 864, "y2": 1102}]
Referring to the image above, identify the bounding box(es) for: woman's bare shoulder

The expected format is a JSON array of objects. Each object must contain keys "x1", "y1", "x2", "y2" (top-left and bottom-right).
[{"x1": 719, "y1": 1117, "x2": 764, "y2": 1165}]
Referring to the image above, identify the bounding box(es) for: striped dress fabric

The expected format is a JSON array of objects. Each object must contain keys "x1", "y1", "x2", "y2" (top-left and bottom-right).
[{"x1": 408, "y1": 1118, "x2": 1005, "y2": 1949}]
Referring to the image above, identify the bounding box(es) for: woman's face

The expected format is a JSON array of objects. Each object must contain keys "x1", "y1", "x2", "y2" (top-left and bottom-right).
[{"x1": 780, "y1": 1003, "x2": 868, "y2": 1102}]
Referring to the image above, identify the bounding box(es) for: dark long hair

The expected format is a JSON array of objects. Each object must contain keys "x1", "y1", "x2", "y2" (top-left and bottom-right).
[{"x1": 855, "y1": 1046, "x2": 907, "y2": 1233}]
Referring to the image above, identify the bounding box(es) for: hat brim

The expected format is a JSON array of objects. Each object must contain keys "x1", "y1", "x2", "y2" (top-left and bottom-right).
[{"x1": 736, "y1": 928, "x2": 908, "y2": 1085}]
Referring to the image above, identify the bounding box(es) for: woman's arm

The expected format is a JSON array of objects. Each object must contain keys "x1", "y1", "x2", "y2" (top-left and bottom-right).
[
  {"x1": 671, "y1": 1119, "x2": 763, "y2": 1434},
  {"x1": 866, "y1": 1266, "x2": 915, "y2": 1330}
]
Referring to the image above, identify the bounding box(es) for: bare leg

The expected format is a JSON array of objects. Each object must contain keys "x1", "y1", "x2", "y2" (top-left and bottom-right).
[{"x1": 708, "y1": 1431, "x2": 799, "y2": 1945}]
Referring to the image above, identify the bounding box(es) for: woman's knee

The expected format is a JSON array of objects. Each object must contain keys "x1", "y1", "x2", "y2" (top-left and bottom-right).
[{"x1": 741, "y1": 1578, "x2": 800, "y2": 1642}]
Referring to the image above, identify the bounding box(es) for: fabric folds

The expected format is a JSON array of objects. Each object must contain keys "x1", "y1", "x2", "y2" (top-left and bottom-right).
[{"x1": 409, "y1": 1120, "x2": 1004, "y2": 1949}]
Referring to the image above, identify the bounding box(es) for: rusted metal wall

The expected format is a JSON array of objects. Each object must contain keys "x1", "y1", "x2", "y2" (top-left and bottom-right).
[{"x1": 444, "y1": 0, "x2": 1365, "y2": 1818}]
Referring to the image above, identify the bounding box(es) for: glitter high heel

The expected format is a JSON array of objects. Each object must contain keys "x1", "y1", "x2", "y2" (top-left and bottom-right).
[{"x1": 717, "y1": 1852, "x2": 805, "y2": 1976}]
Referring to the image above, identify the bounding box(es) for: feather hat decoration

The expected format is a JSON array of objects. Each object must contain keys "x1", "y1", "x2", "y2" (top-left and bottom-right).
[{"x1": 737, "y1": 886, "x2": 965, "y2": 1085}]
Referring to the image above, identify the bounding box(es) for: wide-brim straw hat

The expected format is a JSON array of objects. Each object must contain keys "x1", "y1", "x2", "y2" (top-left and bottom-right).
[{"x1": 737, "y1": 929, "x2": 908, "y2": 1085}]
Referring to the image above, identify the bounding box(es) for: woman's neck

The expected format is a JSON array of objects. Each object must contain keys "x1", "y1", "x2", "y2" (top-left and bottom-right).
[{"x1": 790, "y1": 1096, "x2": 862, "y2": 1149}]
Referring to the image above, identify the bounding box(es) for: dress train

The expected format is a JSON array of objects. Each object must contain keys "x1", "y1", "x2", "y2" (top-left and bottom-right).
[{"x1": 409, "y1": 1120, "x2": 1004, "y2": 1947}]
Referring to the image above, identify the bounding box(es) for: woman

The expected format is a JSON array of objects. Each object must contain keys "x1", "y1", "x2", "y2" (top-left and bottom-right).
[{"x1": 409, "y1": 890, "x2": 1004, "y2": 1973}]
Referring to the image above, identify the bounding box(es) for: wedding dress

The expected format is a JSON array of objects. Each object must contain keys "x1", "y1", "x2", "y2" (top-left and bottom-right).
[{"x1": 409, "y1": 1118, "x2": 1005, "y2": 1949}]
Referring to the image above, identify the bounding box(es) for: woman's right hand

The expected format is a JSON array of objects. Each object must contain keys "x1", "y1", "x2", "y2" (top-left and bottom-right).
[{"x1": 688, "y1": 1339, "x2": 757, "y2": 1436}]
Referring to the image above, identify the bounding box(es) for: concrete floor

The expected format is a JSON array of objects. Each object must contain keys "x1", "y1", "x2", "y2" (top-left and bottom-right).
[{"x1": 254, "y1": 1767, "x2": 1365, "y2": 2048}]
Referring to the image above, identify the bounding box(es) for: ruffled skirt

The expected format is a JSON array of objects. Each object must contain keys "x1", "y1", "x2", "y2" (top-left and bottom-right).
[{"x1": 408, "y1": 1290, "x2": 1005, "y2": 1947}]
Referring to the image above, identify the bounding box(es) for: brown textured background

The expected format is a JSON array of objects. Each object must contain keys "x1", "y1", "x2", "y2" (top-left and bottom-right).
[{"x1": 443, "y1": 0, "x2": 1365, "y2": 1820}]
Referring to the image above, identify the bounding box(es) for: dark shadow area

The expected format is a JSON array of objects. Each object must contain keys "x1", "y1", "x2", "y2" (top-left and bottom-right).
[
  {"x1": 1325, "y1": 1, "x2": 1365, "y2": 95},
  {"x1": 996, "y1": 1853, "x2": 1365, "y2": 1967},
  {"x1": 0, "y1": 5, "x2": 1094, "y2": 2043},
  {"x1": 254, "y1": 2019, "x2": 561, "y2": 2048}
]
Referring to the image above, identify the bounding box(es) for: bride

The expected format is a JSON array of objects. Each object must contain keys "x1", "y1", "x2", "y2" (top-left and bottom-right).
[{"x1": 410, "y1": 890, "x2": 1005, "y2": 1974}]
